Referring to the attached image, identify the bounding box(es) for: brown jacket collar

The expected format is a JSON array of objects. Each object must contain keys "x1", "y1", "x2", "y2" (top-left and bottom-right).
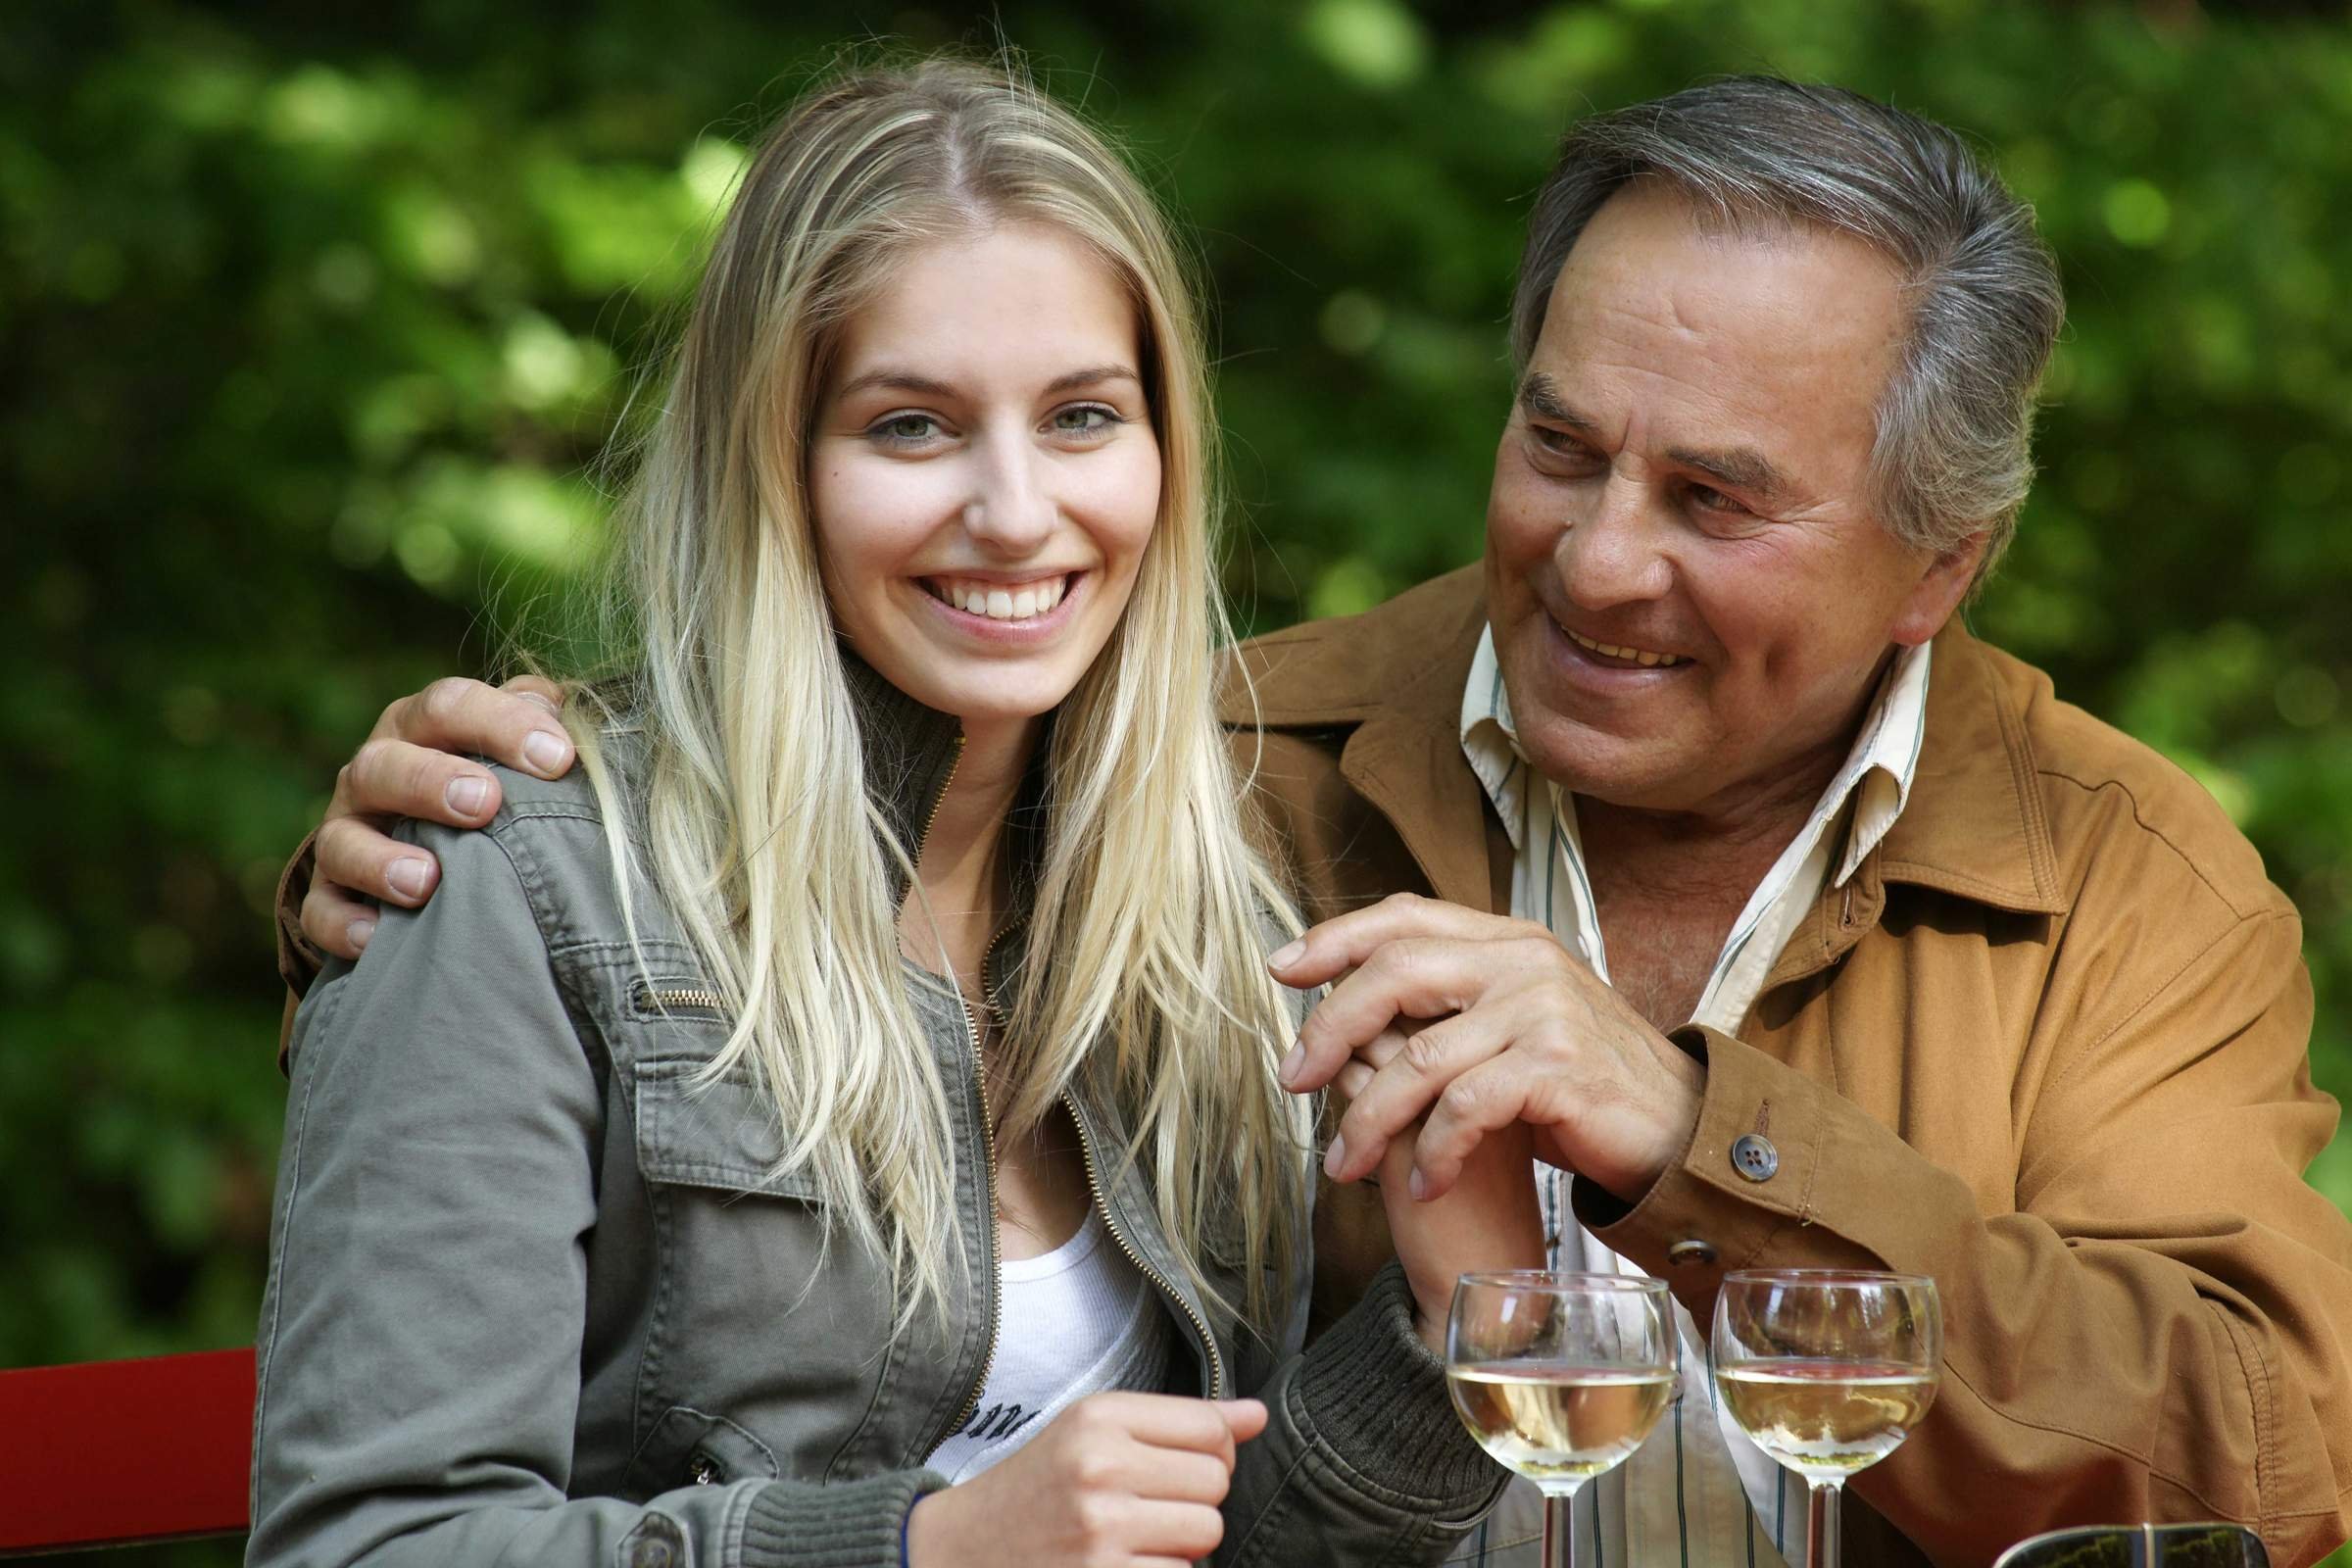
[{"x1": 1223, "y1": 564, "x2": 2068, "y2": 922}]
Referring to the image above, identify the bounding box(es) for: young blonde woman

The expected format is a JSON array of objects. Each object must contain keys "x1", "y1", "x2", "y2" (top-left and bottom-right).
[{"x1": 249, "y1": 57, "x2": 1539, "y2": 1568}]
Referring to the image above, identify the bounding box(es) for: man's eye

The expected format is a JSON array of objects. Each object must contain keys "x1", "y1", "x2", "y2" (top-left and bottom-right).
[
  {"x1": 1690, "y1": 483, "x2": 1752, "y2": 516},
  {"x1": 1530, "y1": 426, "x2": 1595, "y2": 464}
]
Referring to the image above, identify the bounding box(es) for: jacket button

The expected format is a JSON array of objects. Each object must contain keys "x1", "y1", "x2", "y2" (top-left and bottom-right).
[
  {"x1": 623, "y1": 1516, "x2": 685, "y2": 1568},
  {"x1": 1730, "y1": 1134, "x2": 1779, "y2": 1183},
  {"x1": 1666, "y1": 1239, "x2": 1717, "y2": 1266}
]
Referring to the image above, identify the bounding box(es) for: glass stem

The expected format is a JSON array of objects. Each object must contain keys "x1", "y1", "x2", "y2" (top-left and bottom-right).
[
  {"x1": 1540, "y1": 1484, "x2": 1581, "y2": 1568},
  {"x1": 1805, "y1": 1478, "x2": 1840, "y2": 1568}
]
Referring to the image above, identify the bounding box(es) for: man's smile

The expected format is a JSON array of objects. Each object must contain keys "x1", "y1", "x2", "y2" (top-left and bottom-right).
[{"x1": 1559, "y1": 624, "x2": 1688, "y2": 668}]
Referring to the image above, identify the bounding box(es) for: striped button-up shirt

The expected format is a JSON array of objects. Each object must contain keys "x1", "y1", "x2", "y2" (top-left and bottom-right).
[{"x1": 1451, "y1": 626, "x2": 1932, "y2": 1567}]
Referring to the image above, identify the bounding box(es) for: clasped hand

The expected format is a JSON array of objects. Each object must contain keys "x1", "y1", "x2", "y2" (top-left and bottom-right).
[{"x1": 1270, "y1": 893, "x2": 1707, "y2": 1211}]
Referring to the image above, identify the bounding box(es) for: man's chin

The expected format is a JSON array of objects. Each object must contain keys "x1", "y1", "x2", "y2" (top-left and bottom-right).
[{"x1": 1513, "y1": 722, "x2": 1706, "y2": 811}]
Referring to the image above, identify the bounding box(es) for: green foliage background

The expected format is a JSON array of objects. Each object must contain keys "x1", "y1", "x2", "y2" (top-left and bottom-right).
[{"x1": 5, "y1": 2, "x2": 2347, "y2": 1560}]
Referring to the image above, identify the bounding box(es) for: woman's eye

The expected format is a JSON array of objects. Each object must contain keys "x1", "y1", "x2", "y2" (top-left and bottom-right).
[
  {"x1": 869, "y1": 414, "x2": 941, "y2": 446},
  {"x1": 1050, "y1": 405, "x2": 1121, "y2": 437}
]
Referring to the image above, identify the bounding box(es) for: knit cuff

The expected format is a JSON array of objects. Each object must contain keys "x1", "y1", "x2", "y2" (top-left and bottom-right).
[
  {"x1": 741, "y1": 1470, "x2": 945, "y2": 1568},
  {"x1": 1290, "y1": 1257, "x2": 1503, "y2": 1512}
]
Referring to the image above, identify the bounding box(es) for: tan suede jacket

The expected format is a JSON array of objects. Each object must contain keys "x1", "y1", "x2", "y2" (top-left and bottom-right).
[{"x1": 1221, "y1": 566, "x2": 2352, "y2": 1567}]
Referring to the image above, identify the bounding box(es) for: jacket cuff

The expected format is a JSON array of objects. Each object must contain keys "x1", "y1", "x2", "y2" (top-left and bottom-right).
[
  {"x1": 274, "y1": 831, "x2": 325, "y2": 1077},
  {"x1": 1290, "y1": 1257, "x2": 1504, "y2": 1512},
  {"x1": 275, "y1": 830, "x2": 325, "y2": 997},
  {"x1": 742, "y1": 1470, "x2": 945, "y2": 1568},
  {"x1": 1572, "y1": 1026, "x2": 1883, "y2": 1295}
]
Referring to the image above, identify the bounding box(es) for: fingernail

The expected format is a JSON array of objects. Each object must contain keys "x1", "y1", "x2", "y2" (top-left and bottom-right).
[
  {"x1": 1278, "y1": 1043, "x2": 1304, "y2": 1087},
  {"x1": 446, "y1": 774, "x2": 490, "y2": 816},
  {"x1": 1322, "y1": 1135, "x2": 1348, "y2": 1180},
  {"x1": 348, "y1": 918, "x2": 375, "y2": 951},
  {"x1": 1267, "y1": 940, "x2": 1305, "y2": 970},
  {"x1": 387, "y1": 858, "x2": 433, "y2": 899},
  {"x1": 523, "y1": 731, "x2": 570, "y2": 775},
  {"x1": 516, "y1": 692, "x2": 561, "y2": 715},
  {"x1": 1409, "y1": 1168, "x2": 1430, "y2": 1201}
]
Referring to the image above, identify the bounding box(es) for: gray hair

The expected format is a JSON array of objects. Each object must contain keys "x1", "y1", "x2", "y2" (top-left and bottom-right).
[{"x1": 1511, "y1": 76, "x2": 2065, "y2": 582}]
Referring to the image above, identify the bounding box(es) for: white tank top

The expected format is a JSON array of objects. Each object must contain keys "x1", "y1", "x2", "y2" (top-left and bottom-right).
[{"x1": 925, "y1": 1206, "x2": 1175, "y2": 1482}]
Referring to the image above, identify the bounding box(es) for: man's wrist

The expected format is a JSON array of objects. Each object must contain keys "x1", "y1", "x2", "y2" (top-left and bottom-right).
[{"x1": 1638, "y1": 1046, "x2": 1708, "y2": 1191}]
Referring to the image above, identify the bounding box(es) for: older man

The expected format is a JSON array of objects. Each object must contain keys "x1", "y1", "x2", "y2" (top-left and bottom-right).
[{"x1": 279, "y1": 80, "x2": 2352, "y2": 1565}]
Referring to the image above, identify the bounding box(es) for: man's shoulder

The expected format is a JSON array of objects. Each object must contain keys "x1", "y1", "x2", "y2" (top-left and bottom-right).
[
  {"x1": 1218, "y1": 564, "x2": 1487, "y2": 729},
  {"x1": 1959, "y1": 635, "x2": 2290, "y2": 924}
]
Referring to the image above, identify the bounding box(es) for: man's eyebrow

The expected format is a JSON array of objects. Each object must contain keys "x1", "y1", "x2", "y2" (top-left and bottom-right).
[
  {"x1": 832, "y1": 364, "x2": 1141, "y2": 401},
  {"x1": 1663, "y1": 443, "x2": 1791, "y2": 504},
  {"x1": 1521, "y1": 373, "x2": 1793, "y2": 503},
  {"x1": 1516, "y1": 373, "x2": 1593, "y2": 431}
]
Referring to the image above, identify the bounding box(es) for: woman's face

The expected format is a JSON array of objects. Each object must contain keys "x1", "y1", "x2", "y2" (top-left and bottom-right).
[{"x1": 810, "y1": 221, "x2": 1161, "y2": 736}]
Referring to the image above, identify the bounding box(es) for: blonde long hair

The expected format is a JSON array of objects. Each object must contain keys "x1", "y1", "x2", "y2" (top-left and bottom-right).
[{"x1": 565, "y1": 56, "x2": 1313, "y2": 1338}]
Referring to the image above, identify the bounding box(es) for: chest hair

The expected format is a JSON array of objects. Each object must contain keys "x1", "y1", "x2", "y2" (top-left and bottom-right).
[{"x1": 1592, "y1": 892, "x2": 1746, "y2": 1034}]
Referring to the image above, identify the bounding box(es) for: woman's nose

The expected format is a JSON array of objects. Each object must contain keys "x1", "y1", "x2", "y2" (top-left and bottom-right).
[{"x1": 960, "y1": 438, "x2": 1056, "y2": 554}]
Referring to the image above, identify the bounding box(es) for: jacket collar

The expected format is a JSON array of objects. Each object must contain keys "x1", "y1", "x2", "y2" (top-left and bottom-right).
[
  {"x1": 841, "y1": 648, "x2": 963, "y2": 906},
  {"x1": 1227, "y1": 565, "x2": 2066, "y2": 920},
  {"x1": 1873, "y1": 620, "x2": 2066, "y2": 915}
]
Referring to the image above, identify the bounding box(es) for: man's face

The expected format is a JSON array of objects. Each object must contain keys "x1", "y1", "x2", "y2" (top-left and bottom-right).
[{"x1": 1485, "y1": 183, "x2": 1981, "y2": 815}]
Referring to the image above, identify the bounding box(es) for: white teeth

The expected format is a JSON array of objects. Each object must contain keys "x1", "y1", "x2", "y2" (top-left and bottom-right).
[
  {"x1": 1568, "y1": 627, "x2": 1682, "y2": 667},
  {"x1": 928, "y1": 575, "x2": 1068, "y2": 621}
]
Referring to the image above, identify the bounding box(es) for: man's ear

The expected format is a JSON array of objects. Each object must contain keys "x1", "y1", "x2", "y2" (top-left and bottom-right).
[{"x1": 1889, "y1": 528, "x2": 1989, "y2": 647}]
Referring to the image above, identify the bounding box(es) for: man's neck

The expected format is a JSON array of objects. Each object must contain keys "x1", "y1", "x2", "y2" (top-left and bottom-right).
[{"x1": 1573, "y1": 736, "x2": 1843, "y2": 908}]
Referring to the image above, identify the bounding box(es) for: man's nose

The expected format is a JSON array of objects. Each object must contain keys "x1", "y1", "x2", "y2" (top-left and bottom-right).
[
  {"x1": 960, "y1": 432, "x2": 1056, "y2": 554},
  {"x1": 1558, "y1": 475, "x2": 1672, "y2": 608}
]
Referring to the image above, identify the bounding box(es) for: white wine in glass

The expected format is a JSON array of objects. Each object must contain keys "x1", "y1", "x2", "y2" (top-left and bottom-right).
[
  {"x1": 1446, "y1": 1273, "x2": 1673, "y2": 1568},
  {"x1": 1711, "y1": 1270, "x2": 1941, "y2": 1568}
]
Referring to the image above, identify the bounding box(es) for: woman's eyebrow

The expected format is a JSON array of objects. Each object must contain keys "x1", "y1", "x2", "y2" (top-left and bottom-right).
[
  {"x1": 833, "y1": 368, "x2": 956, "y2": 400},
  {"x1": 1041, "y1": 364, "x2": 1142, "y2": 396},
  {"x1": 832, "y1": 364, "x2": 1142, "y2": 401}
]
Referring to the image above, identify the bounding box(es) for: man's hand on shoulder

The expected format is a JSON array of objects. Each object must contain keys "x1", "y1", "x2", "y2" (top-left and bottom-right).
[
  {"x1": 301, "y1": 676, "x2": 576, "y2": 958},
  {"x1": 1269, "y1": 893, "x2": 1706, "y2": 1205}
]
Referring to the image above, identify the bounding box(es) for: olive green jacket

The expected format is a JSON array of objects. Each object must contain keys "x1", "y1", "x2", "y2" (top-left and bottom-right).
[{"x1": 251, "y1": 668, "x2": 1504, "y2": 1568}]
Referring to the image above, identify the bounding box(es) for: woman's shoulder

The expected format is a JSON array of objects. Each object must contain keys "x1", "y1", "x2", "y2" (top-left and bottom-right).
[{"x1": 417, "y1": 725, "x2": 668, "y2": 956}]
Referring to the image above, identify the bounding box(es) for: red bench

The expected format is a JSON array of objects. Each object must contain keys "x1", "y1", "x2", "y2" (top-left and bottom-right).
[{"x1": 0, "y1": 1348, "x2": 254, "y2": 1556}]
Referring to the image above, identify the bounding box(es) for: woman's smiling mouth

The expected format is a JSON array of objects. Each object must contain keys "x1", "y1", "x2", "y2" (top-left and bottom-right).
[{"x1": 920, "y1": 572, "x2": 1074, "y2": 622}]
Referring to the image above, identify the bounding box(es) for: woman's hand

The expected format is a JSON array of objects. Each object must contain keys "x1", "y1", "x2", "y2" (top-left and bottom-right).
[
  {"x1": 1320, "y1": 1017, "x2": 1546, "y2": 1353},
  {"x1": 904, "y1": 1393, "x2": 1267, "y2": 1568}
]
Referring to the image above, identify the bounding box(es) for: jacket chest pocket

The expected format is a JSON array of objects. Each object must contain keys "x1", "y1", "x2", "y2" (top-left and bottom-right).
[{"x1": 628, "y1": 1055, "x2": 895, "y2": 1482}]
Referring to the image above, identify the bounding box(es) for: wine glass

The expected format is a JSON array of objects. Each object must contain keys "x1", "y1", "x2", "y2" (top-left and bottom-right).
[
  {"x1": 1446, "y1": 1271, "x2": 1674, "y2": 1568},
  {"x1": 1710, "y1": 1269, "x2": 1941, "y2": 1568}
]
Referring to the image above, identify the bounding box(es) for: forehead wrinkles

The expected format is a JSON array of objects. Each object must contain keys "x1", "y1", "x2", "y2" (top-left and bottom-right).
[{"x1": 1537, "y1": 293, "x2": 1885, "y2": 495}]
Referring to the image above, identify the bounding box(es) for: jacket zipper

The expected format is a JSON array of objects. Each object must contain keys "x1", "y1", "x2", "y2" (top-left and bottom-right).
[
  {"x1": 1063, "y1": 1092, "x2": 1226, "y2": 1401},
  {"x1": 937, "y1": 919, "x2": 1008, "y2": 1447},
  {"x1": 909, "y1": 734, "x2": 1010, "y2": 1453},
  {"x1": 640, "y1": 984, "x2": 724, "y2": 1012}
]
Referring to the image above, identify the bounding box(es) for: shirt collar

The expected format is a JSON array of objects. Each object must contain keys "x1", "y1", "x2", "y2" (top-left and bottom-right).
[{"x1": 1457, "y1": 626, "x2": 1933, "y2": 886}]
